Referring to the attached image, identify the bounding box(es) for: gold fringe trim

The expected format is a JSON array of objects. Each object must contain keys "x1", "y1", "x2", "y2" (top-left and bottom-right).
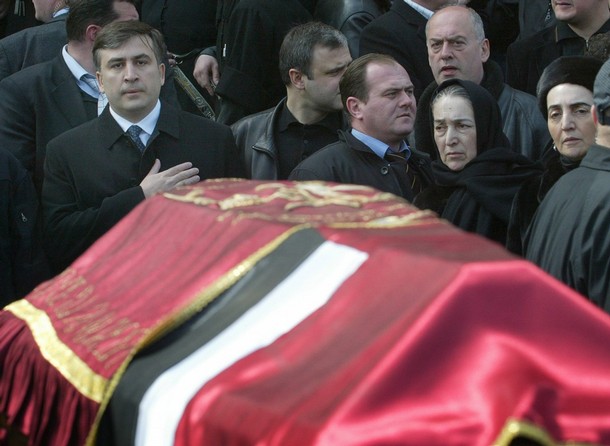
[
  {"x1": 84, "y1": 225, "x2": 307, "y2": 445},
  {"x1": 494, "y1": 418, "x2": 602, "y2": 446},
  {"x1": 5, "y1": 299, "x2": 106, "y2": 403}
]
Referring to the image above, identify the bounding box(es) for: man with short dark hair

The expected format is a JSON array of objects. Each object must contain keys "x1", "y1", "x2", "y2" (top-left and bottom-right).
[
  {"x1": 42, "y1": 20, "x2": 242, "y2": 272},
  {"x1": 0, "y1": 0, "x2": 140, "y2": 194},
  {"x1": 290, "y1": 53, "x2": 433, "y2": 201},
  {"x1": 231, "y1": 21, "x2": 352, "y2": 180},
  {"x1": 524, "y1": 57, "x2": 610, "y2": 314}
]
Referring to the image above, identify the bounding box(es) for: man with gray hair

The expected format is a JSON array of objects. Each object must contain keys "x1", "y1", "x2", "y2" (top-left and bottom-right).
[
  {"x1": 524, "y1": 57, "x2": 610, "y2": 314},
  {"x1": 231, "y1": 21, "x2": 352, "y2": 179},
  {"x1": 414, "y1": 4, "x2": 550, "y2": 161}
]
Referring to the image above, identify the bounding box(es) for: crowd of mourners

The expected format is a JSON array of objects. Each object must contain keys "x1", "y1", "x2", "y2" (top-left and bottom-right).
[{"x1": 2, "y1": 0, "x2": 610, "y2": 316}]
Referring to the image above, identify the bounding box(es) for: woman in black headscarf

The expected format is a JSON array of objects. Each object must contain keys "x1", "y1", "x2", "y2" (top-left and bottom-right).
[
  {"x1": 506, "y1": 56, "x2": 603, "y2": 255},
  {"x1": 413, "y1": 79, "x2": 540, "y2": 245}
]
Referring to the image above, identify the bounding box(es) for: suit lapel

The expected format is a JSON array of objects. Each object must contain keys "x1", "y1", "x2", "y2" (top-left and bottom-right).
[
  {"x1": 392, "y1": 1, "x2": 428, "y2": 41},
  {"x1": 151, "y1": 101, "x2": 181, "y2": 143},
  {"x1": 49, "y1": 55, "x2": 90, "y2": 128}
]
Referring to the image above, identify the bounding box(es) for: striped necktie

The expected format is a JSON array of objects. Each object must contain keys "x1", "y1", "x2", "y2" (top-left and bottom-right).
[{"x1": 126, "y1": 125, "x2": 146, "y2": 152}]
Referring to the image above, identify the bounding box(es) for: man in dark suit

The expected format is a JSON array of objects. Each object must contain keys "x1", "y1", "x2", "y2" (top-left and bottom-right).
[
  {"x1": 42, "y1": 20, "x2": 243, "y2": 273},
  {"x1": 0, "y1": 0, "x2": 142, "y2": 195},
  {"x1": 0, "y1": 0, "x2": 68, "y2": 80},
  {"x1": 359, "y1": 0, "x2": 441, "y2": 101}
]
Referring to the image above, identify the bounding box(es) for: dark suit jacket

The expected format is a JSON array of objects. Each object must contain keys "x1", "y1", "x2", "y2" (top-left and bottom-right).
[
  {"x1": 0, "y1": 148, "x2": 50, "y2": 305},
  {"x1": 0, "y1": 13, "x2": 67, "y2": 81},
  {"x1": 289, "y1": 130, "x2": 433, "y2": 201},
  {"x1": 214, "y1": 0, "x2": 312, "y2": 125},
  {"x1": 0, "y1": 53, "x2": 91, "y2": 195},
  {"x1": 359, "y1": 1, "x2": 433, "y2": 101},
  {"x1": 506, "y1": 18, "x2": 610, "y2": 95},
  {"x1": 42, "y1": 102, "x2": 244, "y2": 272}
]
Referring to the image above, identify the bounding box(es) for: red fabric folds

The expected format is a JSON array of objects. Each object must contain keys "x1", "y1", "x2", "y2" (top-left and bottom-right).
[
  {"x1": 0, "y1": 180, "x2": 436, "y2": 445},
  {"x1": 0, "y1": 311, "x2": 97, "y2": 445},
  {"x1": 174, "y1": 229, "x2": 610, "y2": 445}
]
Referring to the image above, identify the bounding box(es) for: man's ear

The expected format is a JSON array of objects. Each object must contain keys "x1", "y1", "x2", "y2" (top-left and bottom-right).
[
  {"x1": 288, "y1": 68, "x2": 306, "y2": 90},
  {"x1": 85, "y1": 24, "x2": 102, "y2": 43},
  {"x1": 96, "y1": 71, "x2": 104, "y2": 93},
  {"x1": 593, "y1": 104, "x2": 600, "y2": 126},
  {"x1": 345, "y1": 96, "x2": 362, "y2": 120},
  {"x1": 159, "y1": 63, "x2": 165, "y2": 86},
  {"x1": 480, "y1": 38, "x2": 490, "y2": 63}
]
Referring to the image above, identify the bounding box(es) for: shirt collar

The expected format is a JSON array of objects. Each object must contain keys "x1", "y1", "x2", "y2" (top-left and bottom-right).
[
  {"x1": 53, "y1": 7, "x2": 69, "y2": 18},
  {"x1": 403, "y1": 0, "x2": 434, "y2": 19},
  {"x1": 278, "y1": 101, "x2": 343, "y2": 133},
  {"x1": 351, "y1": 129, "x2": 411, "y2": 160},
  {"x1": 62, "y1": 44, "x2": 91, "y2": 82},
  {"x1": 109, "y1": 100, "x2": 161, "y2": 143},
  {"x1": 555, "y1": 20, "x2": 581, "y2": 42},
  {"x1": 62, "y1": 45, "x2": 100, "y2": 98},
  {"x1": 278, "y1": 102, "x2": 299, "y2": 132}
]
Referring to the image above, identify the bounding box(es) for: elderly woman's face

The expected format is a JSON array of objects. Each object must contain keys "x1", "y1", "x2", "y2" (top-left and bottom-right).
[
  {"x1": 546, "y1": 83, "x2": 595, "y2": 161},
  {"x1": 432, "y1": 95, "x2": 477, "y2": 171}
]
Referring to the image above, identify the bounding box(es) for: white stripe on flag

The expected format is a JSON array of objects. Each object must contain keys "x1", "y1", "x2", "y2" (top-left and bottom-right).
[{"x1": 135, "y1": 240, "x2": 368, "y2": 446}]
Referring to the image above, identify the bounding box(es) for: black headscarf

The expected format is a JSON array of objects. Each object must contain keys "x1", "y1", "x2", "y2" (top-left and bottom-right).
[{"x1": 414, "y1": 79, "x2": 541, "y2": 244}]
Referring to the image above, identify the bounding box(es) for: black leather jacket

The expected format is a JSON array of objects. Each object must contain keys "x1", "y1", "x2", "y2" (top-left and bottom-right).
[
  {"x1": 314, "y1": 0, "x2": 389, "y2": 57},
  {"x1": 231, "y1": 98, "x2": 346, "y2": 180}
]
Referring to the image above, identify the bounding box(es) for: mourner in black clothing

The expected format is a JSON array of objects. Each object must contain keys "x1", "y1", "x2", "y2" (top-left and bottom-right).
[
  {"x1": 507, "y1": 55, "x2": 603, "y2": 255},
  {"x1": 524, "y1": 57, "x2": 610, "y2": 313},
  {"x1": 413, "y1": 79, "x2": 540, "y2": 245},
  {"x1": 42, "y1": 21, "x2": 241, "y2": 272}
]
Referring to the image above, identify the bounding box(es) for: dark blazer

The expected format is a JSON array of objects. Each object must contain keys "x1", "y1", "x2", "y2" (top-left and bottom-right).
[
  {"x1": 0, "y1": 148, "x2": 50, "y2": 305},
  {"x1": 506, "y1": 18, "x2": 610, "y2": 95},
  {"x1": 214, "y1": 0, "x2": 312, "y2": 125},
  {"x1": 0, "y1": 53, "x2": 90, "y2": 195},
  {"x1": 0, "y1": 13, "x2": 68, "y2": 81},
  {"x1": 42, "y1": 102, "x2": 243, "y2": 272},
  {"x1": 289, "y1": 130, "x2": 433, "y2": 201},
  {"x1": 359, "y1": 1, "x2": 433, "y2": 100}
]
